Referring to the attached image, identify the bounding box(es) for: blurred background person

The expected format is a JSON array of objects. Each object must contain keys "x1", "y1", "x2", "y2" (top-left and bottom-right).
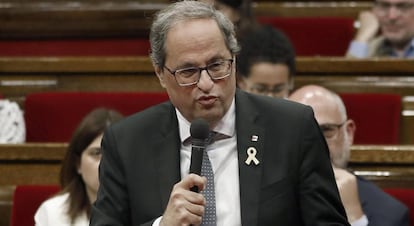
[
  {"x1": 198, "y1": 0, "x2": 260, "y2": 40},
  {"x1": 0, "y1": 99, "x2": 25, "y2": 143},
  {"x1": 347, "y1": 0, "x2": 414, "y2": 58},
  {"x1": 34, "y1": 108, "x2": 123, "y2": 226},
  {"x1": 289, "y1": 85, "x2": 409, "y2": 226},
  {"x1": 236, "y1": 25, "x2": 295, "y2": 99}
]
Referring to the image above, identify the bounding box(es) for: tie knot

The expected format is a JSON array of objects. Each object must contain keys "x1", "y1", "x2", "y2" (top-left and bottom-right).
[
  {"x1": 207, "y1": 131, "x2": 230, "y2": 144},
  {"x1": 183, "y1": 131, "x2": 230, "y2": 146}
]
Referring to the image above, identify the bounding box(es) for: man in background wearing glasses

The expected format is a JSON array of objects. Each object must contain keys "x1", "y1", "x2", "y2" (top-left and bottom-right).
[
  {"x1": 347, "y1": 0, "x2": 414, "y2": 58},
  {"x1": 290, "y1": 85, "x2": 409, "y2": 226},
  {"x1": 237, "y1": 25, "x2": 295, "y2": 99}
]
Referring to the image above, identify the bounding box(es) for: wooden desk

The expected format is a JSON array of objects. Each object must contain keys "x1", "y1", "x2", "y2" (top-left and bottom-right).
[
  {"x1": 0, "y1": 143, "x2": 66, "y2": 185},
  {"x1": 0, "y1": 143, "x2": 411, "y2": 186},
  {"x1": 0, "y1": 143, "x2": 65, "y2": 226},
  {"x1": 0, "y1": 143, "x2": 413, "y2": 226},
  {"x1": 349, "y1": 145, "x2": 414, "y2": 188},
  {"x1": 294, "y1": 58, "x2": 414, "y2": 101}
]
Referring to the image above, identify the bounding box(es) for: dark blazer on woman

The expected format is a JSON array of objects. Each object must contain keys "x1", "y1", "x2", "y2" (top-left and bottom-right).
[{"x1": 91, "y1": 89, "x2": 350, "y2": 226}]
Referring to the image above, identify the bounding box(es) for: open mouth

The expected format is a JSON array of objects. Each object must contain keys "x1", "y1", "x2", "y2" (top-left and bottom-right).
[{"x1": 198, "y1": 96, "x2": 217, "y2": 107}]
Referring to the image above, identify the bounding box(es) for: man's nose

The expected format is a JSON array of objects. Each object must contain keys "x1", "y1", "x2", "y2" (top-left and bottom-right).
[
  {"x1": 197, "y1": 70, "x2": 214, "y2": 90},
  {"x1": 388, "y1": 6, "x2": 401, "y2": 19}
]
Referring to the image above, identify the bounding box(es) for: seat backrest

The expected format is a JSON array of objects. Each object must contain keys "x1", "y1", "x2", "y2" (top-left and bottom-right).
[
  {"x1": 340, "y1": 93, "x2": 401, "y2": 144},
  {"x1": 384, "y1": 188, "x2": 414, "y2": 225},
  {"x1": 10, "y1": 185, "x2": 60, "y2": 226},
  {"x1": 25, "y1": 91, "x2": 169, "y2": 142},
  {"x1": 257, "y1": 17, "x2": 355, "y2": 56}
]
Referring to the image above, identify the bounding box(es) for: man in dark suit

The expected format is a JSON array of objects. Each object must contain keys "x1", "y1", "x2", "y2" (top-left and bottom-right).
[
  {"x1": 289, "y1": 84, "x2": 409, "y2": 226},
  {"x1": 90, "y1": 1, "x2": 349, "y2": 225}
]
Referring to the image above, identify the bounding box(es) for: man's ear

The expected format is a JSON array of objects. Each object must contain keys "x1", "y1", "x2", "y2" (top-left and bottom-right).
[
  {"x1": 288, "y1": 78, "x2": 294, "y2": 92},
  {"x1": 154, "y1": 64, "x2": 166, "y2": 88},
  {"x1": 345, "y1": 119, "x2": 356, "y2": 145}
]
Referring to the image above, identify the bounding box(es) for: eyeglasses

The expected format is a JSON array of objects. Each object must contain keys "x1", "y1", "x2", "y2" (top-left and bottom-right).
[
  {"x1": 374, "y1": 0, "x2": 414, "y2": 16},
  {"x1": 248, "y1": 83, "x2": 290, "y2": 98},
  {"x1": 319, "y1": 122, "x2": 346, "y2": 139},
  {"x1": 164, "y1": 59, "x2": 234, "y2": 87}
]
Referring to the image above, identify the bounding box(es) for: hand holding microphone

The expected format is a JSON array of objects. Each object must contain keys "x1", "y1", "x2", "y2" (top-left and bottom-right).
[
  {"x1": 160, "y1": 118, "x2": 210, "y2": 226},
  {"x1": 189, "y1": 118, "x2": 210, "y2": 192}
]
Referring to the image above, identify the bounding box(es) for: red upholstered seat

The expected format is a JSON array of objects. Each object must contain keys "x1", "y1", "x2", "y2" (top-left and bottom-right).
[
  {"x1": 0, "y1": 38, "x2": 150, "y2": 56},
  {"x1": 340, "y1": 93, "x2": 401, "y2": 144},
  {"x1": 10, "y1": 185, "x2": 60, "y2": 226},
  {"x1": 384, "y1": 188, "x2": 414, "y2": 225},
  {"x1": 24, "y1": 92, "x2": 169, "y2": 142},
  {"x1": 257, "y1": 17, "x2": 355, "y2": 56}
]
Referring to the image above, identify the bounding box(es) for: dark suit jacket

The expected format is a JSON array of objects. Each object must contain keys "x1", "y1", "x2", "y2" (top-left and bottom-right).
[
  {"x1": 90, "y1": 90, "x2": 350, "y2": 226},
  {"x1": 357, "y1": 176, "x2": 410, "y2": 226}
]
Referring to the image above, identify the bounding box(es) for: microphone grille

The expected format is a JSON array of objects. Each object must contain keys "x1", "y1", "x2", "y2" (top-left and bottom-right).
[{"x1": 190, "y1": 118, "x2": 210, "y2": 140}]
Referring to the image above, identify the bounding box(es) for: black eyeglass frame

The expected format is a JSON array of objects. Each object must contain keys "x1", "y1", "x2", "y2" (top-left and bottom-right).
[
  {"x1": 319, "y1": 121, "x2": 347, "y2": 139},
  {"x1": 164, "y1": 59, "x2": 234, "y2": 87}
]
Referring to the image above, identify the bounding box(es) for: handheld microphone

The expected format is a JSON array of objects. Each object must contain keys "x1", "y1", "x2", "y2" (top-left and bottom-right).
[{"x1": 189, "y1": 118, "x2": 210, "y2": 192}]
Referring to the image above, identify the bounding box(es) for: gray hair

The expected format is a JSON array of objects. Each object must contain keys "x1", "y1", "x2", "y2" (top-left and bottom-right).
[{"x1": 149, "y1": 0, "x2": 240, "y2": 67}]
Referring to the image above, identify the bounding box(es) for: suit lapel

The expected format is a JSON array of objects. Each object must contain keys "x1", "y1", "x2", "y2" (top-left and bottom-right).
[
  {"x1": 235, "y1": 90, "x2": 265, "y2": 225},
  {"x1": 153, "y1": 92, "x2": 267, "y2": 222},
  {"x1": 154, "y1": 104, "x2": 181, "y2": 209}
]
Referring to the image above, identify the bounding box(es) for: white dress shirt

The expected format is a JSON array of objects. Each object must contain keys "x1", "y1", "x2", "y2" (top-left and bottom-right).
[
  {"x1": 351, "y1": 214, "x2": 368, "y2": 226},
  {"x1": 153, "y1": 98, "x2": 357, "y2": 225},
  {"x1": 154, "y1": 98, "x2": 241, "y2": 226},
  {"x1": 34, "y1": 193, "x2": 89, "y2": 226}
]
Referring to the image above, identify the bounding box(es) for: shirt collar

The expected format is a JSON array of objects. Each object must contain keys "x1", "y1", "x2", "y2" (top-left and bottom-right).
[
  {"x1": 382, "y1": 38, "x2": 414, "y2": 57},
  {"x1": 409, "y1": 39, "x2": 414, "y2": 56},
  {"x1": 176, "y1": 98, "x2": 236, "y2": 144}
]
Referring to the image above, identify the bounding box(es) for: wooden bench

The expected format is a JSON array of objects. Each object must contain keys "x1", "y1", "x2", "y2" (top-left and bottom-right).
[
  {"x1": 3, "y1": 56, "x2": 414, "y2": 100},
  {"x1": 0, "y1": 1, "x2": 371, "y2": 40},
  {"x1": 293, "y1": 57, "x2": 414, "y2": 144},
  {"x1": 1, "y1": 143, "x2": 412, "y2": 187},
  {"x1": 0, "y1": 143, "x2": 65, "y2": 226},
  {"x1": 0, "y1": 143, "x2": 413, "y2": 226},
  {"x1": 2, "y1": 56, "x2": 414, "y2": 144},
  {"x1": 254, "y1": 1, "x2": 371, "y2": 18},
  {"x1": 0, "y1": 143, "x2": 66, "y2": 186},
  {"x1": 350, "y1": 145, "x2": 414, "y2": 188},
  {"x1": 0, "y1": 1, "x2": 373, "y2": 57},
  {"x1": 0, "y1": 56, "x2": 162, "y2": 106}
]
